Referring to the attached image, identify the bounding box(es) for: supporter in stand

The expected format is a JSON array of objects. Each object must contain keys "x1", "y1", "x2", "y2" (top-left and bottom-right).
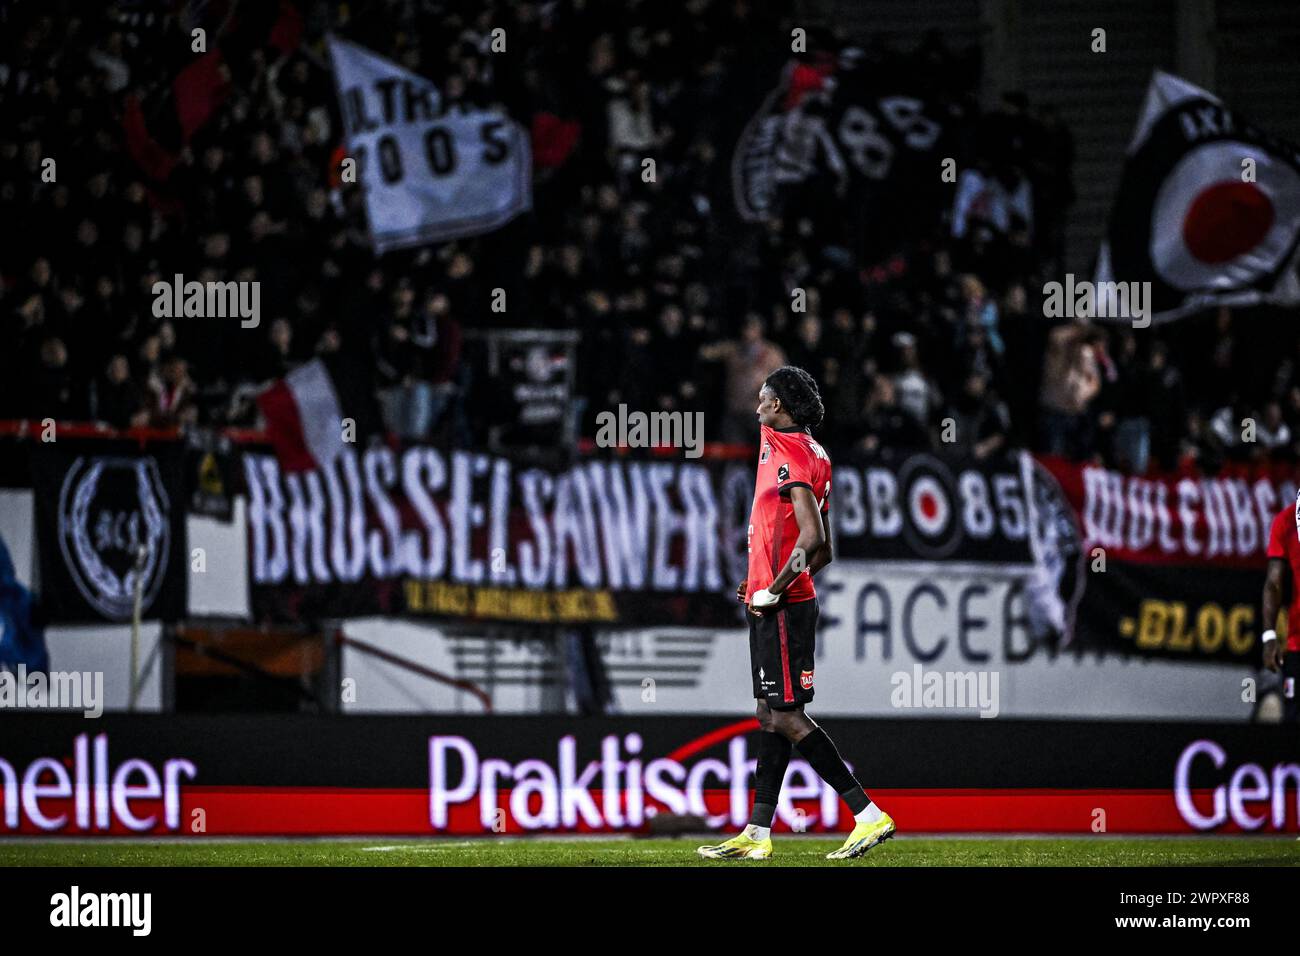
[{"x1": 0, "y1": 0, "x2": 1285, "y2": 479}]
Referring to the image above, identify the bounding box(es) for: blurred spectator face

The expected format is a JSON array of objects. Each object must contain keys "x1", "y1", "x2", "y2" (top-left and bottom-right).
[
  {"x1": 163, "y1": 356, "x2": 189, "y2": 386},
  {"x1": 560, "y1": 246, "x2": 583, "y2": 276},
  {"x1": 871, "y1": 376, "x2": 896, "y2": 406},
  {"x1": 243, "y1": 175, "x2": 264, "y2": 207},
  {"x1": 424, "y1": 292, "x2": 450, "y2": 316},
  {"x1": 965, "y1": 372, "x2": 988, "y2": 400},
  {"x1": 251, "y1": 133, "x2": 275, "y2": 164},
  {"x1": 584, "y1": 290, "x2": 611, "y2": 314},
  {"x1": 106, "y1": 355, "x2": 129, "y2": 384},
  {"x1": 596, "y1": 184, "x2": 620, "y2": 212},
  {"x1": 589, "y1": 34, "x2": 616, "y2": 74},
  {"x1": 40, "y1": 337, "x2": 67, "y2": 368},
  {"x1": 1119, "y1": 331, "x2": 1137, "y2": 361},
  {"x1": 659, "y1": 305, "x2": 683, "y2": 335},
  {"x1": 270, "y1": 319, "x2": 292, "y2": 351},
  {"x1": 524, "y1": 246, "x2": 544, "y2": 276},
  {"x1": 30, "y1": 258, "x2": 51, "y2": 286},
  {"x1": 249, "y1": 211, "x2": 272, "y2": 241},
  {"x1": 95, "y1": 275, "x2": 114, "y2": 299},
  {"x1": 139, "y1": 336, "x2": 161, "y2": 365},
  {"x1": 742, "y1": 316, "x2": 764, "y2": 344},
  {"x1": 799, "y1": 314, "x2": 821, "y2": 346},
  {"x1": 1004, "y1": 284, "x2": 1027, "y2": 313},
  {"x1": 123, "y1": 222, "x2": 144, "y2": 252},
  {"x1": 203, "y1": 146, "x2": 224, "y2": 172},
  {"x1": 18, "y1": 294, "x2": 44, "y2": 326},
  {"x1": 1265, "y1": 402, "x2": 1283, "y2": 429},
  {"x1": 448, "y1": 253, "x2": 473, "y2": 278},
  {"x1": 76, "y1": 219, "x2": 98, "y2": 245},
  {"x1": 158, "y1": 322, "x2": 176, "y2": 350},
  {"x1": 960, "y1": 274, "x2": 986, "y2": 303},
  {"x1": 203, "y1": 232, "x2": 230, "y2": 260}
]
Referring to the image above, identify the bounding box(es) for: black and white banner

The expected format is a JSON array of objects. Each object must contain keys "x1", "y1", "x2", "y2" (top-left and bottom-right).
[
  {"x1": 242, "y1": 445, "x2": 1046, "y2": 628},
  {"x1": 1097, "y1": 70, "x2": 1300, "y2": 323},
  {"x1": 731, "y1": 55, "x2": 949, "y2": 237},
  {"x1": 31, "y1": 442, "x2": 188, "y2": 624},
  {"x1": 328, "y1": 36, "x2": 531, "y2": 251}
]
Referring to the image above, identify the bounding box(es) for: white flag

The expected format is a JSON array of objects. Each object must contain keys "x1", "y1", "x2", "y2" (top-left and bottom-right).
[{"x1": 328, "y1": 36, "x2": 531, "y2": 252}]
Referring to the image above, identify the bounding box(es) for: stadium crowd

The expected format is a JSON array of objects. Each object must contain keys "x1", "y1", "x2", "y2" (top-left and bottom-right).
[{"x1": 0, "y1": 0, "x2": 1295, "y2": 476}]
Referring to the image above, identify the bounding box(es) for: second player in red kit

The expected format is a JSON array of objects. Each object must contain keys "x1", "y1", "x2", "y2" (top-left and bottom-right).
[
  {"x1": 1261, "y1": 496, "x2": 1298, "y2": 719},
  {"x1": 698, "y1": 367, "x2": 894, "y2": 862}
]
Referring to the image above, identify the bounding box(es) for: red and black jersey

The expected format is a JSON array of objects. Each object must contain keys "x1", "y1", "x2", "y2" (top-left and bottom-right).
[
  {"x1": 745, "y1": 424, "x2": 831, "y2": 604},
  {"x1": 1266, "y1": 503, "x2": 1300, "y2": 652}
]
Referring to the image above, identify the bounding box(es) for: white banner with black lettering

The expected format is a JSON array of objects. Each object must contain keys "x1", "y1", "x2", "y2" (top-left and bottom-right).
[{"x1": 328, "y1": 36, "x2": 531, "y2": 251}]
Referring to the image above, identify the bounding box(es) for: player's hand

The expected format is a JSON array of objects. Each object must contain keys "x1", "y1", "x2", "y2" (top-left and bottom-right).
[
  {"x1": 1263, "y1": 638, "x2": 1286, "y2": 673},
  {"x1": 735, "y1": 580, "x2": 747, "y2": 603}
]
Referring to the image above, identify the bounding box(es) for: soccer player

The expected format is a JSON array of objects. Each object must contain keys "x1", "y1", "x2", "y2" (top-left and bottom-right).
[
  {"x1": 1261, "y1": 495, "x2": 1297, "y2": 720},
  {"x1": 697, "y1": 366, "x2": 895, "y2": 861}
]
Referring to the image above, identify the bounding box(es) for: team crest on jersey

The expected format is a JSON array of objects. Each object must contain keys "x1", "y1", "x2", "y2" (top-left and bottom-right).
[
  {"x1": 760, "y1": 442, "x2": 771, "y2": 464},
  {"x1": 800, "y1": 669, "x2": 814, "y2": 690},
  {"x1": 777, "y1": 463, "x2": 789, "y2": 484}
]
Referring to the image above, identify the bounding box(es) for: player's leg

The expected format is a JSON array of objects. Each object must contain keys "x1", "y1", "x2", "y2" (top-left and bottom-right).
[
  {"x1": 748, "y1": 699, "x2": 792, "y2": 838},
  {"x1": 696, "y1": 617, "x2": 787, "y2": 859},
  {"x1": 769, "y1": 706, "x2": 895, "y2": 858},
  {"x1": 765, "y1": 599, "x2": 895, "y2": 859}
]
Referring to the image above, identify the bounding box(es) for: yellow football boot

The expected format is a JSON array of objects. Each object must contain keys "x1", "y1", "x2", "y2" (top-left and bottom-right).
[
  {"x1": 826, "y1": 812, "x2": 896, "y2": 860},
  {"x1": 696, "y1": 828, "x2": 774, "y2": 860}
]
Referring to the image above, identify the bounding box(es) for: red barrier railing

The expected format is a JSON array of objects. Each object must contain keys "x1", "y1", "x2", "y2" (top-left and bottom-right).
[
  {"x1": 1, "y1": 420, "x2": 756, "y2": 459},
  {"x1": 0, "y1": 419, "x2": 269, "y2": 446}
]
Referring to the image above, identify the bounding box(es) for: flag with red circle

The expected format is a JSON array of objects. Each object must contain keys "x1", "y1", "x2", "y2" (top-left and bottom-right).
[{"x1": 1096, "y1": 71, "x2": 1300, "y2": 323}]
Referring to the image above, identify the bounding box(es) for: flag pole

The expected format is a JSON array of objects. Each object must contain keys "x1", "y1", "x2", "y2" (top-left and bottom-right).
[{"x1": 128, "y1": 543, "x2": 147, "y2": 711}]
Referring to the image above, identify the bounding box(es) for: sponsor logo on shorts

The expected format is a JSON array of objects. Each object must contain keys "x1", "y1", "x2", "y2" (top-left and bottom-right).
[{"x1": 800, "y1": 669, "x2": 814, "y2": 690}]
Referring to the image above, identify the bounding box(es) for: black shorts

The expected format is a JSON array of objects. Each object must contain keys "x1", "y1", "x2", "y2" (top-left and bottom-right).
[{"x1": 749, "y1": 598, "x2": 818, "y2": 710}]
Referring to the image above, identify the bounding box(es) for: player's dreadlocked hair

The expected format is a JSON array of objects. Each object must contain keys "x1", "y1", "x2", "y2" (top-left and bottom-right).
[{"x1": 764, "y1": 366, "x2": 824, "y2": 428}]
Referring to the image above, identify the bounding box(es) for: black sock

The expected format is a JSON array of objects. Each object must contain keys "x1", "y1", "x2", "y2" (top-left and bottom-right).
[
  {"x1": 795, "y1": 727, "x2": 870, "y2": 816},
  {"x1": 748, "y1": 731, "x2": 792, "y2": 828}
]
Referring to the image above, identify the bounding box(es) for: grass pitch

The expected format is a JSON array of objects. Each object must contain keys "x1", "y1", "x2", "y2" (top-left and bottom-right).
[{"x1": 2, "y1": 836, "x2": 1297, "y2": 867}]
